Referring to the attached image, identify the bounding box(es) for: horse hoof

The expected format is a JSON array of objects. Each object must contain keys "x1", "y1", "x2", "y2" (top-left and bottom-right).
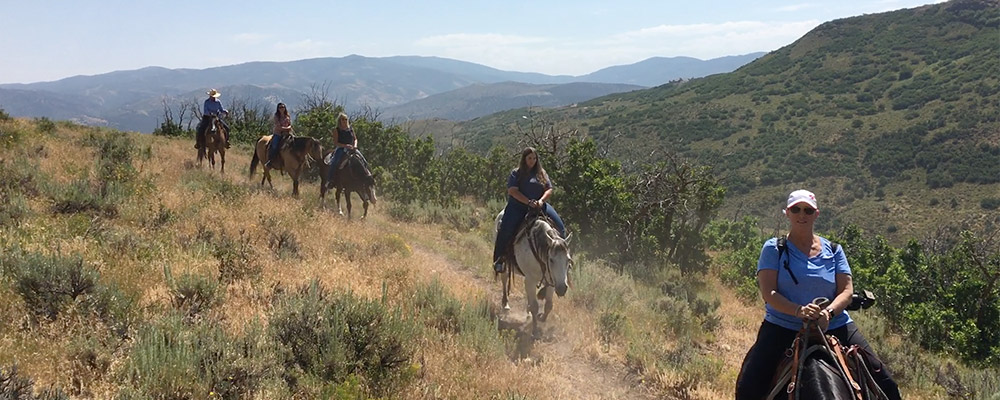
[{"x1": 503, "y1": 303, "x2": 510, "y2": 311}]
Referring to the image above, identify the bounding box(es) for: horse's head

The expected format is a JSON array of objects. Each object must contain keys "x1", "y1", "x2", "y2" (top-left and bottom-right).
[
  {"x1": 541, "y1": 222, "x2": 572, "y2": 297},
  {"x1": 208, "y1": 115, "x2": 225, "y2": 134}
]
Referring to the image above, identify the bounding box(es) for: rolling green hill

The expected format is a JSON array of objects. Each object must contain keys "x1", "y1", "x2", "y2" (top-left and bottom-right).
[{"x1": 450, "y1": 0, "x2": 1000, "y2": 242}]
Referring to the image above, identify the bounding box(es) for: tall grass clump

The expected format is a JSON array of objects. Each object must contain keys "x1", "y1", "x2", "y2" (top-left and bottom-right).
[
  {"x1": 213, "y1": 230, "x2": 262, "y2": 284},
  {"x1": 0, "y1": 191, "x2": 31, "y2": 227},
  {"x1": 119, "y1": 314, "x2": 278, "y2": 400},
  {"x1": 50, "y1": 130, "x2": 146, "y2": 217},
  {"x1": 268, "y1": 281, "x2": 417, "y2": 397},
  {"x1": 182, "y1": 170, "x2": 248, "y2": 203},
  {"x1": 0, "y1": 157, "x2": 46, "y2": 198},
  {"x1": 412, "y1": 279, "x2": 506, "y2": 356},
  {"x1": 258, "y1": 214, "x2": 301, "y2": 259}
]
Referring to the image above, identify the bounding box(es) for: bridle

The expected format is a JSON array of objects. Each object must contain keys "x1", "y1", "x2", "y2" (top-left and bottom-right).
[{"x1": 526, "y1": 222, "x2": 572, "y2": 289}]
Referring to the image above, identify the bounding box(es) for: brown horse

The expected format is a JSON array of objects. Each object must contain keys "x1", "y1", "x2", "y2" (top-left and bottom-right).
[
  {"x1": 249, "y1": 135, "x2": 326, "y2": 196},
  {"x1": 322, "y1": 148, "x2": 376, "y2": 219},
  {"x1": 197, "y1": 115, "x2": 227, "y2": 173}
]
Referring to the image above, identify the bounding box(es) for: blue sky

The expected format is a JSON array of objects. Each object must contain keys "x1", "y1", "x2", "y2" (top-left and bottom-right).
[{"x1": 0, "y1": 0, "x2": 944, "y2": 84}]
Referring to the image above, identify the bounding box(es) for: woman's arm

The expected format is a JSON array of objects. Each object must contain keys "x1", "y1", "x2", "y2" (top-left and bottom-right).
[
  {"x1": 506, "y1": 187, "x2": 532, "y2": 206},
  {"x1": 826, "y1": 273, "x2": 853, "y2": 317},
  {"x1": 758, "y1": 269, "x2": 803, "y2": 316},
  {"x1": 539, "y1": 188, "x2": 553, "y2": 204}
]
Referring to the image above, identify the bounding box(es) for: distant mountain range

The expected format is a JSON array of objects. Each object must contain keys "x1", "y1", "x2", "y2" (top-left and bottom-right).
[{"x1": 0, "y1": 53, "x2": 764, "y2": 132}]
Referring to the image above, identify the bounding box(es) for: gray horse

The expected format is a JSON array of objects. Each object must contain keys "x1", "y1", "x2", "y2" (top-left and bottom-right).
[{"x1": 495, "y1": 209, "x2": 572, "y2": 336}]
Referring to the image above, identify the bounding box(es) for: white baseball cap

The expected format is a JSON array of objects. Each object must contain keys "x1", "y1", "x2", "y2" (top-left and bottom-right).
[{"x1": 786, "y1": 189, "x2": 818, "y2": 210}]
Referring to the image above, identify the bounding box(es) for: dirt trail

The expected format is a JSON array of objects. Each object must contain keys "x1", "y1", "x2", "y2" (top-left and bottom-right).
[{"x1": 408, "y1": 244, "x2": 660, "y2": 400}]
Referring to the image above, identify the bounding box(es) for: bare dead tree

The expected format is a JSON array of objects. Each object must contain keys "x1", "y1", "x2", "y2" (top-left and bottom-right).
[{"x1": 513, "y1": 110, "x2": 580, "y2": 169}]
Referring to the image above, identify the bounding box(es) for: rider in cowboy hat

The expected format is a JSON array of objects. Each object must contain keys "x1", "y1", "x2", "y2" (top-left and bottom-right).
[{"x1": 195, "y1": 88, "x2": 231, "y2": 149}]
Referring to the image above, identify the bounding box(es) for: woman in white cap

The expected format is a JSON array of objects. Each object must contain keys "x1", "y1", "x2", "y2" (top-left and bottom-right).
[
  {"x1": 195, "y1": 89, "x2": 231, "y2": 149},
  {"x1": 735, "y1": 189, "x2": 900, "y2": 400}
]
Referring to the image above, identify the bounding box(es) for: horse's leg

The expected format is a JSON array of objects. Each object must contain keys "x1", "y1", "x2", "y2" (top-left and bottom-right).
[
  {"x1": 345, "y1": 190, "x2": 353, "y2": 220},
  {"x1": 361, "y1": 199, "x2": 368, "y2": 219},
  {"x1": 335, "y1": 187, "x2": 344, "y2": 216},
  {"x1": 262, "y1": 167, "x2": 272, "y2": 188},
  {"x1": 291, "y1": 168, "x2": 300, "y2": 197},
  {"x1": 501, "y1": 268, "x2": 511, "y2": 311},
  {"x1": 539, "y1": 286, "x2": 554, "y2": 322},
  {"x1": 523, "y1": 277, "x2": 539, "y2": 316},
  {"x1": 220, "y1": 148, "x2": 225, "y2": 174}
]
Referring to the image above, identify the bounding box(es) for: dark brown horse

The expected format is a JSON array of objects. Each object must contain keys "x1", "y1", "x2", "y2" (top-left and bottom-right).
[
  {"x1": 322, "y1": 148, "x2": 376, "y2": 219},
  {"x1": 197, "y1": 115, "x2": 227, "y2": 173},
  {"x1": 250, "y1": 135, "x2": 326, "y2": 196}
]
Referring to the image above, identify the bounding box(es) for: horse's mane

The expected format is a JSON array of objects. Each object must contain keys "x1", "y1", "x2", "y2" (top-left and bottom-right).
[
  {"x1": 521, "y1": 216, "x2": 567, "y2": 253},
  {"x1": 290, "y1": 136, "x2": 316, "y2": 151}
]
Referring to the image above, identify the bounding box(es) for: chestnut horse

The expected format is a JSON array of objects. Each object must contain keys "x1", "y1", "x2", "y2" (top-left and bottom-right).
[
  {"x1": 197, "y1": 115, "x2": 227, "y2": 173},
  {"x1": 249, "y1": 135, "x2": 326, "y2": 196}
]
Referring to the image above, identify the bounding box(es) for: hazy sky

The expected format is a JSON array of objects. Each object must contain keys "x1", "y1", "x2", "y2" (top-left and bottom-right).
[{"x1": 0, "y1": 0, "x2": 944, "y2": 84}]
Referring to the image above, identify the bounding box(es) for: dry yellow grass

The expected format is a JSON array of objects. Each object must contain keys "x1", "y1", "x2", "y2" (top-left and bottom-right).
[
  {"x1": 2, "y1": 121, "x2": 978, "y2": 399},
  {"x1": 0, "y1": 124, "x2": 674, "y2": 399}
]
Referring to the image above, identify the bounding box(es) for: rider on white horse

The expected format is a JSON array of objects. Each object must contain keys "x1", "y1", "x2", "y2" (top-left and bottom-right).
[{"x1": 493, "y1": 147, "x2": 566, "y2": 273}]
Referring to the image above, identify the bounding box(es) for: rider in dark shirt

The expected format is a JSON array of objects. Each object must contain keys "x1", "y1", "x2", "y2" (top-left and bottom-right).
[{"x1": 492, "y1": 147, "x2": 566, "y2": 273}]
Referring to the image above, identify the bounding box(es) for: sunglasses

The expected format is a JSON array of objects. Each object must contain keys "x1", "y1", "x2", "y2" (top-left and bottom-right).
[{"x1": 788, "y1": 206, "x2": 816, "y2": 215}]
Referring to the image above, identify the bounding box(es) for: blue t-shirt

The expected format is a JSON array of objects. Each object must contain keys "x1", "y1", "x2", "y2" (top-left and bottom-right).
[
  {"x1": 203, "y1": 98, "x2": 227, "y2": 116},
  {"x1": 506, "y1": 169, "x2": 552, "y2": 205},
  {"x1": 757, "y1": 236, "x2": 853, "y2": 331}
]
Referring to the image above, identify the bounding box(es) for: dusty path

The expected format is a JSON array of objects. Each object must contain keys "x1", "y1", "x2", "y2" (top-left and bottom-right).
[{"x1": 408, "y1": 242, "x2": 660, "y2": 400}]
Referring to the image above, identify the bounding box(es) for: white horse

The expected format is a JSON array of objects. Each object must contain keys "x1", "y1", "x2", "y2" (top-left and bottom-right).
[{"x1": 495, "y1": 209, "x2": 572, "y2": 335}]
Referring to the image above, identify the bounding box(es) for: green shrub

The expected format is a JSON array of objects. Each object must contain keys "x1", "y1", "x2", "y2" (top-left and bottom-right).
[
  {"x1": 269, "y1": 281, "x2": 417, "y2": 396},
  {"x1": 164, "y1": 267, "x2": 221, "y2": 318},
  {"x1": 0, "y1": 364, "x2": 69, "y2": 400},
  {"x1": 34, "y1": 117, "x2": 56, "y2": 134},
  {"x1": 0, "y1": 107, "x2": 10, "y2": 121},
  {"x1": 980, "y1": 197, "x2": 1000, "y2": 211},
  {"x1": 51, "y1": 179, "x2": 117, "y2": 217},
  {"x1": 12, "y1": 252, "x2": 99, "y2": 320}
]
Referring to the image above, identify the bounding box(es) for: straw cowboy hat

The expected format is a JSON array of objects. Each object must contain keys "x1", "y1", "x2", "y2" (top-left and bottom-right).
[{"x1": 206, "y1": 89, "x2": 222, "y2": 98}]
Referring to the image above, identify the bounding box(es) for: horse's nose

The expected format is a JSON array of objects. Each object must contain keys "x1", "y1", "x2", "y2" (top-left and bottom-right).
[{"x1": 555, "y1": 284, "x2": 568, "y2": 297}]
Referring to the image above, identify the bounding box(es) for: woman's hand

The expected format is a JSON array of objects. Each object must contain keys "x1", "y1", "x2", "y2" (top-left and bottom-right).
[
  {"x1": 528, "y1": 199, "x2": 542, "y2": 209},
  {"x1": 796, "y1": 303, "x2": 823, "y2": 320},
  {"x1": 818, "y1": 309, "x2": 831, "y2": 331}
]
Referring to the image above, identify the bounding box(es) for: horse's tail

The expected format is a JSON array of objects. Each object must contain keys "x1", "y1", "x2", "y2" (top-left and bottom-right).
[{"x1": 249, "y1": 148, "x2": 260, "y2": 175}]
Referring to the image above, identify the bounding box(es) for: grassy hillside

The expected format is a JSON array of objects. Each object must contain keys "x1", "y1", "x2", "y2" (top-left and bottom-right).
[
  {"x1": 450, "y1": 0, "x2": 1000, "y2": 244},
  {"x1": 2, "y1": 115, "x2": 997, "y2": 398}
]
